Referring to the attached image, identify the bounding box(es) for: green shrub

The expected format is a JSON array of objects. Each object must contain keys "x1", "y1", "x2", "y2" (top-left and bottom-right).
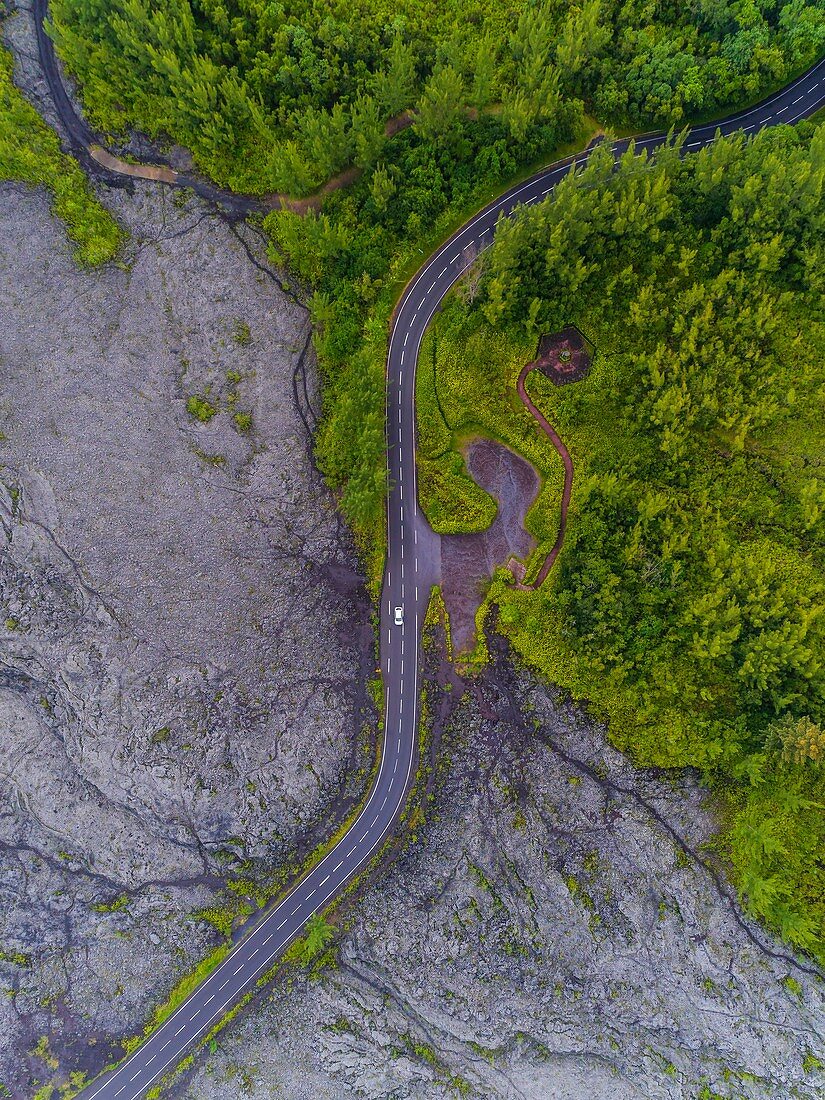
[
  {"x1": 0, "y1": 47, "x2": 120, "y2": 264},
  {"x1": 186, "y1": 394, "x2": 217, "y2": 423},
  {"x1": 417, "y1": 449, "x2": 497, "y2": 535},
  {"x1": 92, "y1": 893, "x2": 130, "y2": 914},
  {"x1": 284, "y1": 913, "x2": 335, "y2": 967}
]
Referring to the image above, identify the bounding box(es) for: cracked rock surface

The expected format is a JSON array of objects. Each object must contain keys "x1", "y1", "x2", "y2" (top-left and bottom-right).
[
  {"x1": 3, "y1": 6, "x2": 824, "y2": 1099},
  {"x1": 0, "y1": 175, "x2": 371, "y2": 1092},
  {"x1": 178, "y1": 654, "x2": 825, "y2": 1100}
]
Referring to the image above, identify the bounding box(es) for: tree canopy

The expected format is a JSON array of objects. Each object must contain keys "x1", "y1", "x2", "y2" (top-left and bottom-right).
[{"x1": 49, "y1": 0, "x2": 825, "y2": 193}]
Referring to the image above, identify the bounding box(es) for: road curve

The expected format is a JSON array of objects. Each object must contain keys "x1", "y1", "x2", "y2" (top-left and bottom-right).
[{"x1": 45, "y1": 41, "x2": 825, "y2": 1100}]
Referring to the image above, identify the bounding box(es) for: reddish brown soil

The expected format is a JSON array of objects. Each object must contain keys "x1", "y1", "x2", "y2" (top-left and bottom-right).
[
  {"x1": 440, "y1": 437, "x2": 540, "y2": 652},
  {"x1": 508, "y1": 362, "x2": 574, "y2": 590}
]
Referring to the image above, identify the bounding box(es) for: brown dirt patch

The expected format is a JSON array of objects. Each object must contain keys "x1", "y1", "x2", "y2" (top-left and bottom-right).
[{"x1": 440, "y1": 437, "x2": 539, "y2": 653}]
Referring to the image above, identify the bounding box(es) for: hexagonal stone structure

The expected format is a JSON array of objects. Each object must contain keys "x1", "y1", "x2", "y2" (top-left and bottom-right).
[{"x1": 530, "y1": 325, "x2": 594, "y2": 385}]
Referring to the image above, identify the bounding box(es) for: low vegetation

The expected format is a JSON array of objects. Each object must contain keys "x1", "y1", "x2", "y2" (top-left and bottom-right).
[
  {"x1": 0, "y1": 44, "x2": 120, "y2": 264},
  {"x1": 185, "y1": 393, "x2": 217, "y2": 422},
  {"x1": 417, "y1": 120, "x2": 825, "y2": 959},
  {"x1": 283, "y1": 912, "x2": 336, "y2": 967},
  {"x1": 122, "y1": 942, "x2": 232, "y2": 1055}
]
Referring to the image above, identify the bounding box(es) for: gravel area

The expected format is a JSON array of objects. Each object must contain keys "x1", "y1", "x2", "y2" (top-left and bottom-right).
[{"x1": 441, "y1": 438, "x2": 538, "y2": 652}]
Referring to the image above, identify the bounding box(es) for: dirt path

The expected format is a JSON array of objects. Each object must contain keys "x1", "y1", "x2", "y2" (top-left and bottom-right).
[
  {"x1": 89, "y1": 145, "x2": 370, "y2": 213},
  {"x1": 507, "y1": 363, "x2": 574, "y2": 589}
]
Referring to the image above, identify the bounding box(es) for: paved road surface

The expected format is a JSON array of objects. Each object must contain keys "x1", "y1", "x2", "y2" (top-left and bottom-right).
[{"x1": 38, "y1": 31, "x2": 824, "y2": 1098}]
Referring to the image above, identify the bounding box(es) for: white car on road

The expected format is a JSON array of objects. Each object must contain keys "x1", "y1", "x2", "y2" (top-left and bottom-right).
[{"x1": 394, "y1": 606, "x2": 404, "y2": 626}]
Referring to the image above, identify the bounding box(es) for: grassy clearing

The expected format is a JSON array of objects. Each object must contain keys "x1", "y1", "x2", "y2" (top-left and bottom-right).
[{"x1": 416, "y1": 300, "x2": 565, "y2": 556}]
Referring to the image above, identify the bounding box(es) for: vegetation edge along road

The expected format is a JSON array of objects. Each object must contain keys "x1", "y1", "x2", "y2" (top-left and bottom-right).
[{"x1": 27, "y1": 10, "x2": 825, "y2": 1096}]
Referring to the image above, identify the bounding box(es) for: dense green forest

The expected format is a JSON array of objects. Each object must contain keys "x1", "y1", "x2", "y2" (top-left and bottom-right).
[
  {"x1": 50, "y1": 0, "x2": 825, "y2": 195},
  {"x1": 0, "y1": 42, "x2": 120, "y2": 264},
  {"x1": 48, "y1": 1, "x2": 825, "y2": 575},
  {"x1": 416, "y1": 121, "x2": 825, "y2": 957}
]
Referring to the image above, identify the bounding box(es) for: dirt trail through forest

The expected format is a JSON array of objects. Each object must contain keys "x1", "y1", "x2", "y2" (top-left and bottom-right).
[
  {"x1": 33, "y1": 3, "x2": 413, "y2": 217},
  {"x1": 507, "y1": 362, "x2": 574, "y2": 589}
]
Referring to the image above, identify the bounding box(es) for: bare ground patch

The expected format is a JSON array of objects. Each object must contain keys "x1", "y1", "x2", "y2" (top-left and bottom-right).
[{"x1": 441, "y1": 437, "x2": 539, "y2": 652}]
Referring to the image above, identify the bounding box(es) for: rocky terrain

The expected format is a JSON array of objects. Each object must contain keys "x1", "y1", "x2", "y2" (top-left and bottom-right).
[
  {"x1": 174, "y1": 648, "x2": 825, "y2": 1100},
  {"x1": 176, "y1": 642, "x2": 825, "y2": 1100},
  {"x1": 0, "y1": 33, "x2": 374, "y2": 1087},
  {"x1": 441, "y1": 438, "x2": 538, "y2": 653}
]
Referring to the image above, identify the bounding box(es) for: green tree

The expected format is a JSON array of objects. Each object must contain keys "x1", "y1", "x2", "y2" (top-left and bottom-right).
[
  {"x1": 773, "y1": 715, "x2": 825, "y2": 766},
  {"x1": 555, "y1": 0, "x2": 611, "y2": 82},
  {"x1": 299, "y1": 104, "x2": 352, "y2": 180},
  {"x1": 299, "y1": 913, "x2": 335, "y2": 964},
  {"x1": 469, "y1": 35, "x2": 497, "y2": 110},
  {"x1": 369, "y1": 162, "x2": 396, "y2": 211},
  {"x1": 414, "y1": 65, "x2": 465, "y2": 146},
  {"x1": 800, "y1": 479, "x2": 825, "y2": 531},
  {"x1": 351, "y1": 93, "x2": 385, "y2": 168},
  {"x1": 374, "y1": 33, "x2": 417, "y2": 116}
]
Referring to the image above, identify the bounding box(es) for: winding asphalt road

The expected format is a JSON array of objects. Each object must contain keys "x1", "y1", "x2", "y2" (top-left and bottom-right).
[{"x1": 32, "y1": 22, "x2": 824, "y2": 1096}]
